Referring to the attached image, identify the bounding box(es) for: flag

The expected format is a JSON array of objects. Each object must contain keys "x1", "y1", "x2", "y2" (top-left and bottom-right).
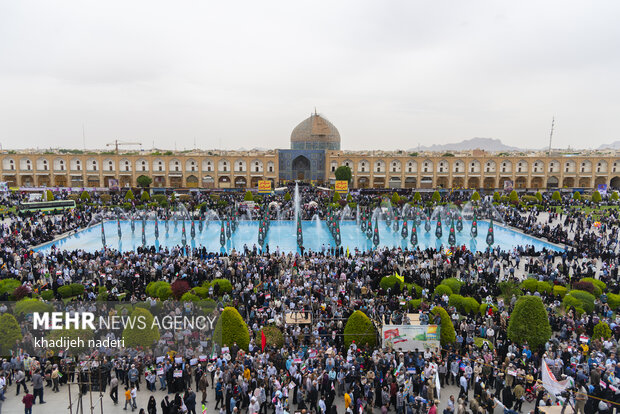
[
  {"x1": 261, "y1": 330, "x2": 266, "y2": 351},
  {"x1": 395, "y1": 271, "x2": 404, "y2": 283},
  {"x1": 202, "y1": 404, "x2": 208, "y2": 414},
  {"x1": 541, "y1": 359, "x2": 573, "y2": 396},
  {"x1": 346, "y1": 247, "x2": 350, "y2": 258}
]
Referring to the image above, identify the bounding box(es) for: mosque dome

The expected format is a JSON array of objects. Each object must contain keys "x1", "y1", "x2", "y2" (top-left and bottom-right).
[{"x1": 290, "y1": 112, "x2": 340, "y2": 150}]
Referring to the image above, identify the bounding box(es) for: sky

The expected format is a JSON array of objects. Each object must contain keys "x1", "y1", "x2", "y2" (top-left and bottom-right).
[{"x1": 0, "y1": 0, "x2": 619, "y2": 151}]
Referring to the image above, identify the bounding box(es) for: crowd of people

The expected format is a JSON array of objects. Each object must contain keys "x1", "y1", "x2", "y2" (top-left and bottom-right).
[{"x1": 0, "y1": 185, "x2": 619, "y2": 414}]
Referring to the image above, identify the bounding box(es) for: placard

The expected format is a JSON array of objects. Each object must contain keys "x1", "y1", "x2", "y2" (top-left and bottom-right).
[
  {"x1": 173, "y1": 370, "x2": 183, "y2": 378},
  {"x1": 156, "y1": 356, "x2": 165, "y2": 364},
  {"x1": 335, "y1": 180, "x2": 349, "y2": 194},
  {"x1": 221, "y1": 347, "x2": 230, "y2": 354},
  {"x1": 175, "y1": 357, "x2": 183, "y2": 364},
  {"x1": 157, "y1": 368, "x2": 164, "y2": 376},
  {"x1": 258, "y1": 180, "x2": 272, "y2": 194},
  {"x1": 199, "y1": 355, "x2": 208, "y2": 362},
  {"x1": 190, "y1": 358, "x2": 198, "y2": 366}
]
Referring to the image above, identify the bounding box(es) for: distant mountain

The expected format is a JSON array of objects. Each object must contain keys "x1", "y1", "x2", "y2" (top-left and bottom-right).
[
  {"x1": 410, "y1": 138, "x2": 521, "y2": 152},
  {"x1": 598, "y1": 141, "x2": 620, "y2": 150}
]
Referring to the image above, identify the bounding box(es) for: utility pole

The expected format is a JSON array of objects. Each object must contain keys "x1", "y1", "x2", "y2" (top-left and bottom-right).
[{"x1": 547, "y1": 117, "x2": 555, "y2": 155}]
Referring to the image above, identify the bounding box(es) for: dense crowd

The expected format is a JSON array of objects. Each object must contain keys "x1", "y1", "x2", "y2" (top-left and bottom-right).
[{"x1": 1, "y1": 186, "x2": 620, "y2": 414}]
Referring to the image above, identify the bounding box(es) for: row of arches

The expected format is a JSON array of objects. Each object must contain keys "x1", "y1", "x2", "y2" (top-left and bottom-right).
[
  {"x1": 352, "y1": 175, "x2": 620, "y2": 189},
  {"x1": 330, "y1": 158, "x2": 620, "y2": 174},
  {"x1": 0, "y1": 158, "x2": 276, "y2": 174}
]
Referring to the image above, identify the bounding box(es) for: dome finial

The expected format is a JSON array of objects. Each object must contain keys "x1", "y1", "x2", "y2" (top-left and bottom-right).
[{"x1": 314, "y1": 107, "x2": 317, "y2": 116}]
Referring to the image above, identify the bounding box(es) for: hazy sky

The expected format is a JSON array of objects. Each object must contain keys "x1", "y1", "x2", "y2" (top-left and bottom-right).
[{"x1": 1, "y1": 0, "x2": 619, "y2": 151}]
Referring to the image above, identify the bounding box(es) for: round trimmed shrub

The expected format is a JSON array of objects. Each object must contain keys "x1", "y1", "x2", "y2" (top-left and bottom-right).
[
  {"x1": 259, "y1": 326, "x2": 284, "y2": 349},
  {"x1": 12, "y1": 285, "x2": 31, "y2": 300},
  {"x1": 553, "y1": 285, "x2": 568, "y2": 298},
  {"x1": 181, "y1": 292, "x2": 200, "y2": 302},
  {"x1": 536, "y1": 281, "x2": 553, "y2": 294},
  {"x1": 40, "y1": 290, "x2": 54, "y2": 301},
  {"x1": 57, "y1": 285, "x2": 74, "y2": 298},
  {"x1": 448, "y1": 294, "x2": 464, "y2": 312},
  {"x1": 562, "y1": 294, "x2": 585, "y2": 315},
  {"x1": 69, "y1": 283, "x2": 85, "y2": 296},
  {"x1": 0, "y1": 314, "x2": 23, "y2": 354},
  {"x1": 462, "y1": 297, "x2": 481, "y2": 314},
  {"x1": 343, "y1": 310, "x2": 377, "y2": 349},
  {"x1": 122, "y1": 307, "x2": 160, "y2": 348},
  {"x1": 192, "y1": 287, "x2": 209, "y2": 298},
  {"x1": 474, "y1": 337, "x2": 494, "y2": 350},
  {"x1": 433, "y1": 284, "x2": 453, "y2": 298},
  {"x1": 507, "y1": 296, "x2": 552, "y2": 350},
  {"x1": 0, "y1": 279, "x2": 21, "y2": 296},
  {"x1": 564, "y1": 290, "x2": 595, "y2": 313},
  {"x1": 580, "y1": 277, "x2": 606, "y2": 293},
  {"x1": 431, "y1": 306, "x2": 455, "y2": 345},
  {"x1": 170, "y1": 279, "x2": 190, "y2": 300},
  {"x1": 593, "y1": 321, "x2": 612, "y2": 340},
  {"x1": 380, "y1": 275, "x2": 403, "y2": 291},
  {"x1": 213, "y1": 307, "x2": 250, "y2": 351},
  {"x1": 146, "y1": 281, "x2": 170, "y2": 298},
  {"x1": 521, "y1": 278, "x2": 538, "y2": 293},
  {"x1": 479, "y1": 303, "x2": 498, "y2": 315},
  {"x1": 607, "y1": 293, "x2": 620, "y2": 310},
  {"x1": 14, "y1": 298, "x2": 54, "y2": 316},
  {"x1": 207, "y1": 279, "x2": 233, "y2": 294},
  {"x1": 46, "y1": 328, "x2": 93, "y2": 354},
  {"x1": 157, "y1": 285, "x2": 172, "y2": 301},
  {"x1": 441, "y1": 277, "x2": 462, "y2": 294},
  {"x1": 407, "y1": 299, "x2": 423, "y2": 311}
]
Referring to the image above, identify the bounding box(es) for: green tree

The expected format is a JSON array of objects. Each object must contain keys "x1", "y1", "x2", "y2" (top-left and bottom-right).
[
  {"x1": 47, "y1": 328, "x2": 93, "y2": 354},
  {"x1": 535, "y1": 191, "x2": 542, "y2": 202},
  {"x1": 141, "y1": 191, "x2": 150, "y2": 202},
  {"x1": 333, "y1": 191, "x2": 341, "y2": 203},
  {"x1": 552, "y1": 191, "x2": 561, "y2": 202},
  {"x1": 507, "y1": 296, "x2": 552, "y2": 350},
  {"x1": 431, "y1": 306, "x2": 456, "y2": 345},
  {"x1": 122, "y1": 307, "x2": 160, "y2": 348},
  {"x1": 335, "y1": 165, "x2": 352, "y2": 183},
  {"x1": 213, "y1": 307, "x2": 250, "y2": 351},
  {"x1": 593, "y1": 321, "x2": 612, "y2": 340},
  {"x1": 471, "y1": 191, "x2": 481, "y2": 202},
  {"x1": 0, "y1": 313, "x2": 22, "y2": 354},
  {"x1": 259, "y1": 325, "x2": 284, "y2": 349},
  {"x1": 80, "y1": 191, "x2": 90, "y2": 201},
  {"x1": 284, "y1": 192, "x2": 291, "y2": 202},
  {"x1": 343, "y1": 310, "x2": 376, "y2": 348},
  {"x1": 137, "y1": 175, "x2": 152, "y2": 188},
  {"x1": 591, "y1": 190, "x2": 602, "y2": 203},
  {"x1": 413, "y1": 192, "x2": 422, "y2": 203},
  {"x1": 431, "y1": 191, "x2": 441, "y2": 204},
  {"x1": 573, "y1": 191, "x2": 581, "y2": 201},
  {"x1": 509, "y1": 190, "x2": 519, "y2": 204},
  {"x1": 14, "y1": 298, "x2": 54, "y2": 316},
  {"x1": 46, "y1": 190, "x2": 54, "y2": 201},
  {"x1": 391, "y1": 192, "x2": 400, "y2": 205},
  {"x1": 611, "y1": 191, "x2": 619, "y2": 201},
  {"x1": 244, "y1": 191, "x2": 253, "y2": 201},
  {"x1": 493, "y1": 191, "x2": 501, "y2": 202},
  {"x1": 125, "y1": 189, "x2": 135, "y2": 201}
]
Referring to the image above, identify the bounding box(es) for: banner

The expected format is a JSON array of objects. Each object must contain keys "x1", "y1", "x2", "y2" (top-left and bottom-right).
[
  {"x1": 335, "y1": 180, "x2": 349, "y2": 194},
  {"x1": 598, "y1": 184, "x2": 608, "y2": 196},
  {"x1": 382, "y1": 325, "x2": 440, "y2": 351},
  {"x1": 503, "y1": 180, "x2": 514, "y2": 193},
  {"x1": 541, "y1": 358, "x2": 573, "y2": 396},
  {"x1": 258, "y1": 180, "x2": 272, "y2": 194}
]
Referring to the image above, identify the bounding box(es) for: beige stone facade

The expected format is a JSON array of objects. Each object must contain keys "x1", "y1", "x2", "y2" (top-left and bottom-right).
[
  {"x1": 0, "y1": 151, "x2": 278, "y2": 190},
  {"x1": 2, "y1": 150, "x2": 620, "y2": 190}
]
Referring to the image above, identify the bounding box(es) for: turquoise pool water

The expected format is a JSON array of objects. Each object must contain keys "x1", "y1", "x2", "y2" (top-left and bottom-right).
[{"x1": 34, "y1": 220, "x2": 562, "y2": 254}]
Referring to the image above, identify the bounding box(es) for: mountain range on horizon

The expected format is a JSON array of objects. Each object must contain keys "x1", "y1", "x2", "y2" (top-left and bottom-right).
[{"x1": 405, "y1": 137, "x2": 620, "y2": 152}]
